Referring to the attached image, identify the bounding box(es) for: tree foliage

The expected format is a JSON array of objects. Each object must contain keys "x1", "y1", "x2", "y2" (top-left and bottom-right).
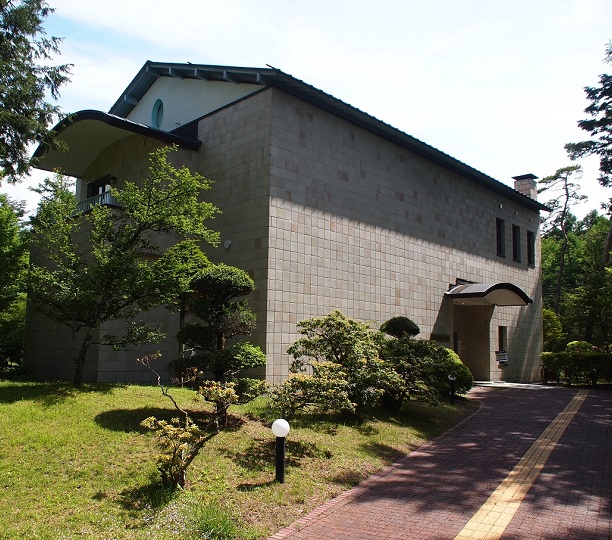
[
  {"x1": 0, "y1": 194, "x2": 28, "y2": 368},
  {"x1": 287, "y1": 309, "x2": 392, "y2": 409},
  {"x1": 380, "y1": 316, "x2": 420, "y2": 338},
  {"x1": 541, "y1": 211, "x2": 612, "y2": 349},
  {"x1": 381, "y1": 338, "x2": 473, "y2": 410},
  {"x1": 537, "y1": 165, "x2": 586, "y2": 311},
  {"x1": 29, "y1": 146, "x2": 220, "y2": 385},
  {"x1": 563, "y1": 215, "x2": 612, "y2": 345},
  {"x1": 566, "y1": 42, "x2": 612, "y2": 189},
  {"x1": 542, "y1": 308, "x2": 565, "y2": 352},
  {"x1": 565, "y1": 42, "x2": 612, "y2": 264},
  {"x1": 0, "y1": 0, "x2": 71, "y2": 182}
]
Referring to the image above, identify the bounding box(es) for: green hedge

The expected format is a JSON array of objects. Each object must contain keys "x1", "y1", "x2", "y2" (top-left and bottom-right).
[{"x1": 540, "y1": 351, "x2": 612, "y2": 386}]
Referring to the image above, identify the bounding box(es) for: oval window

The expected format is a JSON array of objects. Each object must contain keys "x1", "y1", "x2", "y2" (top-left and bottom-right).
[{"x1": 151, "y1": 99, "x2": 164, "y2": 128}]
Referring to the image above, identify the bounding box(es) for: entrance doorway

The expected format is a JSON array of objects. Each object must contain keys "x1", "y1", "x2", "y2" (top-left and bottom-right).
[{"x1": 453, "y1": 304, "x2": 494, "y2": 380}]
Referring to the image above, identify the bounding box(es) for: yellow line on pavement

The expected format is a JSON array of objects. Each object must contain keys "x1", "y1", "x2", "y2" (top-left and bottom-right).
[{"x1": 454, "y1": 390, "x2": 588, "y2": 540}]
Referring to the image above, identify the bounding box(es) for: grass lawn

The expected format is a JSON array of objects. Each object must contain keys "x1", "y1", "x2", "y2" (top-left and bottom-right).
[{"x1": 0, "y1": 380, "x2": 478, "y2": 539}]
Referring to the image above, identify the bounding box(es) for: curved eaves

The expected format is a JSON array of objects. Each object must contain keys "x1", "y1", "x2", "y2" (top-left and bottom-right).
[{"x1": 33, "y1": 109, "x2": 201, "y2": 178}]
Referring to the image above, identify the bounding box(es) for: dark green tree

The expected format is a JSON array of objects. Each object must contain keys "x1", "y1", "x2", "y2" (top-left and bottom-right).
[
  {"x1": 380, "y1": 338, "x2": 473, "y2": 410},
  {"x1": 178, "y1": 263, "x2": 267, "y2": 406},
  {"x1": 0, "y1": 0, "x2": 71, "y2": 183},
  {"x1": 538, "y1": 166, "x2": 586, "y2": 312},
  {"x1": 542, "y1": 308, "x2": 566, "y2": 352},
  {"x1": 0, "y1": 194, "x2": 28, "y2": 368},
  {"x1": 28, "y1": 146, "x2": 220, "y2": 386},
  {"x1": 566, "y1": 42, "x2": 612, "y2": 264},
  {"x1": 564, "y1": 214, "x2": 612, "y2": 345},
  {"x1": 380, "y1": 316, "x2": 420, "y2": 338}
]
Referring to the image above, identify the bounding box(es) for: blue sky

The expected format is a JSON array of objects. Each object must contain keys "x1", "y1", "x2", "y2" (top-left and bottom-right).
[{"x1": 4, "y1": 0, "x2": 612, "y2": 217}]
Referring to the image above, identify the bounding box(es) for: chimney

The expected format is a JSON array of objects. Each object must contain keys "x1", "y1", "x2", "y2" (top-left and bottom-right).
[{"x1": 512, "y1": 173, "x2": 538, "y2": 200}]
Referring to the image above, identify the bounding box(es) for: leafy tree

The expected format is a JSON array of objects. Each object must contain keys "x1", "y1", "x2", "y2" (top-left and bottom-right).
[
  {"x1": 542, "y1": 308, "x2": 566, "y2": 352},
  {"x1": 541, "y1": 233, "x2": 583, "y2": 311},
  {"x1": 0, "y1": 195, "x2": 28, "y2": 312},
  {"x1": 287, "y1": 310, "x2": 393, "y2": 409},
  {"x1": 566, "y1": 42, "x2": 612, "y2": 263},
  {"x1": 28, "y1": 146, "x2": 220, "y2": 386},
  {"x1": 564, "y1": 215, "x2": 612, "y2": 345},
  {"x1": 0, "y1": 0, "x2": 71, "y2": 183},
  {"x1": 538, "y1": 166, "x2": 586, "y2": 312},
  {"x1": 153, "y1": 240, "x2": 211, "y2": 362},
  {"x1": 0, "y1": 194, "x2": 28, "y2": 368}
]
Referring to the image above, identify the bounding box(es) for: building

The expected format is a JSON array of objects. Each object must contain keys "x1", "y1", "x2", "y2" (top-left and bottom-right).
[{"x1": 26, "y1": 61, "x2": 548, "y2": 384}]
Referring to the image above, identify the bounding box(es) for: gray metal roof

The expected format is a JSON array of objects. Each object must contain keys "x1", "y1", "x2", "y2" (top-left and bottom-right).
[{"x1": 109, "y1": 60, "x2": 549, "y2": 213}]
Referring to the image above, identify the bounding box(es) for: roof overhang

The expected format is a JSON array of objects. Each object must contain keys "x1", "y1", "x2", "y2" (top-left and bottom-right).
[
  {"x1": 33, "y1": 110, "x2": 201, "y2": 178},
  {"x1": 446, "y1": 282, "x2": 532, "y2": 306}
]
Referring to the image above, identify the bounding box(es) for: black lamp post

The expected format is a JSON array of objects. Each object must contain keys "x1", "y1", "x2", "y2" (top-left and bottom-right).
[
  {"x1": 448, "y1": 373, "x2": 456, "y2": 404},
  {"x1": 271, "y1": 419, "x2": 290, "y2": 483}
]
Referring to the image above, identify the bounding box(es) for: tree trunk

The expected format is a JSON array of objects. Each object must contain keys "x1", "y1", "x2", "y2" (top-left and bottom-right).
[
  {"x1": 177, "y1": 299, "x2": 186, "y2": 362},
  {"x1": 73, "y1": 326, "x2": 96, "y2": 387}
]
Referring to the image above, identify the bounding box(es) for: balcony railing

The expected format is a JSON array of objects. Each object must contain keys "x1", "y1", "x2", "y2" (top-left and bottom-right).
[{"x1": 75, "y1": 192, "x2": 120, "y2": 214}]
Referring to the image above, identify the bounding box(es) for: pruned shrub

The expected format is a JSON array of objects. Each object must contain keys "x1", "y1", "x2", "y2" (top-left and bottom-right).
[
  {"x1": 540, "y1": 350, "x2": 612, "y2": 386},
  {"x1": 380, "y1": 316, "x2": 420, "y2": 338},
  {"x1": 269, "y1": 362, "x2": 356, "y2": 418},
  {"x1": 381, "y1": 338, "x2": 472, "y2": 410}
]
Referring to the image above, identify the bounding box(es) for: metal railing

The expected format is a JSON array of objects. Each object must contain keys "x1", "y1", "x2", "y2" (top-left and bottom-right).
[{"x1": 75, "y1": 192, "x2": 120, "y2": 214}]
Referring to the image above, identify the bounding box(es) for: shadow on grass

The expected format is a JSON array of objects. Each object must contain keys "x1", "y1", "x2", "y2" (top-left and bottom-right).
[
  {"x1": 358, "y1": 441, "x2": 408, "y2": 463},
  {"x1": 95, "y1": 407, "x2": 245, "y2": 433},
  {"x1": 237, "y1": 479, "x2": 277, "y2": 491},
  {"x1": 0, "y1": 380, "x2": 122, "y2": 406},
  {"x1": 330, "y1": 469, "x2": 368, "y2": 486},
  {"x1": 119, "y1": 477, "x2": 177, "y2": 513},
  {"x1": 222, "y1": 436, "x2": 329, "y2": 473}
]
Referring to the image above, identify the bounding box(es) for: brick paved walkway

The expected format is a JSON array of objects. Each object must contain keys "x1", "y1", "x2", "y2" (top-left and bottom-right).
[{"x1": 269, "y1": 385, "x2": 612, "y2": 540}]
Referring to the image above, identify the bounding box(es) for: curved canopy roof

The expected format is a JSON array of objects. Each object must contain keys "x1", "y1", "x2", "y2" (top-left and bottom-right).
[
  {"x1": 33, "y1": 110, "x2": 201, "y2": 178},
  {"x1": 446, "y1": 282, "x2": 532, "y2": 306}
]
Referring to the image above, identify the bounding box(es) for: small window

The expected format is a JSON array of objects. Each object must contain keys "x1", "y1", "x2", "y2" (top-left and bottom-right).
[
  {"x1": 496, "y1": 218, "x2": 505, "y2": 257},
  {"x1": 527, "y1": 230, "x2": 535, "y2": 266},
  {"x1": 87, "y1": 174, "x2": 112, "y2": 198},
  {"x1": 498, "y1": 326, "x2": 507, "y2": 352},
  {"x1": 512, "y1": 224, "x2": 521, "y2": 262},
  {"x1": 151, "y1": 99, "x2": 164, "y2": 129}
]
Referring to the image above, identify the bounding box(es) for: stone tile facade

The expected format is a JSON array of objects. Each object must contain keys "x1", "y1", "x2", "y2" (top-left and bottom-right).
[{"x1": 25, "y1": 67, "x2": 544, "y2": 384}]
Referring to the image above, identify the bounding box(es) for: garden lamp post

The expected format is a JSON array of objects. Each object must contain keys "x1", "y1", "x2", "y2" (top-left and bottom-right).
[
  {"x1": 448, "y1": 373, "x2": 456, "y2": 404},
  {"x1": 271, "y1": 419, "x2": 290, "y2": 483}
]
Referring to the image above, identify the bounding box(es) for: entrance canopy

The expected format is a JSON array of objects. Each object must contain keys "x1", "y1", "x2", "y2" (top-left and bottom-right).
[{"x1": 446, "y1": 282, "x2": 532, "y2": 306}]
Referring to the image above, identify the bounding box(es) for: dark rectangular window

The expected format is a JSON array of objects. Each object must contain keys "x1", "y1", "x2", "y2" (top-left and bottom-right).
[
  {"x1": 512, "y1": 224, "x2": 521, "y2": 262},
  {"x1": 498, "y1": 326, "x2": 507, "y2": 352},
  {"x1": 527, "y1": 230, "x2": 535, "y2": 266},
  {"x1": 496, "y1": 218, "x2": 505, "y2": 257}
]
